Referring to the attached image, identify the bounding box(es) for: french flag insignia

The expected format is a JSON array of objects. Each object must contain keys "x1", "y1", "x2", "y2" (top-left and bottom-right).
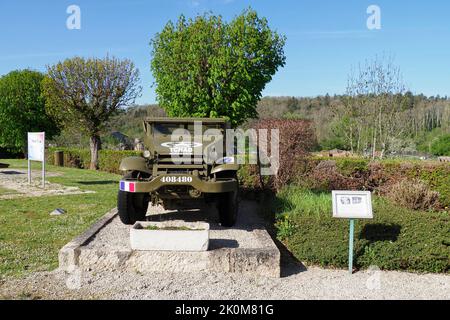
[{"x1": 120, "y1": 181, "x2": 135, "y2": 192}]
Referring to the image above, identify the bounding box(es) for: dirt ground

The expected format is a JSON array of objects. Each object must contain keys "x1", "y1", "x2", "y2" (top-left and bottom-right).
[{"x1": 0, "y1": 169, "x2": 94, "y2": 200}]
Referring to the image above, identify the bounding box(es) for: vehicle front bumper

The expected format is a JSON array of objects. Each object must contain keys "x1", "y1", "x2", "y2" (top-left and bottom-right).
[{"x1": 119, "y1": 174, "x2": 238, "y2": 193}]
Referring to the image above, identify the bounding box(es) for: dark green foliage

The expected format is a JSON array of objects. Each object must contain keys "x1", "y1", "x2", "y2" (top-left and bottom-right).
[
  {"x1": 0, "y1": 70, "x2": 59, "y2": 152},
  {"x1": 319, "y1": 137, "x2": 348, "y2": 151},
  {"x1": 335, "y1": 158, "x2": 370, "y2": 176},
  {"x1": 274, "y1": 187, "x2": 449, "y2": 273},
  {"x1": 150, "y1": 8, "x2": 286, "y2": 127},
  {"x1": 47, "y1": 147, "x2": 141, "y2": 174},
  {"x1": 430, "y1": 134, "x2": 450, "y2": 156},
  {"x1": 414, "y1": 166, "x2": 450, "y2": 208}
]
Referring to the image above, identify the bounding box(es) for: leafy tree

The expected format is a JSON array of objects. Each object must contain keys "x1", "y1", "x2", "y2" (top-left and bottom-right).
[
  {"x1": 42, "y1": 56, "x2": 141, "y2": 169},
  {"x1": 0, "y1": 70, "x2": 59, "y2": 153},
  {"x1": 150, "y1": 8, "x2": 286, "y2": 127},
  {"x1": 430, "y1": 134, "x2": 450, "y2": 156}
]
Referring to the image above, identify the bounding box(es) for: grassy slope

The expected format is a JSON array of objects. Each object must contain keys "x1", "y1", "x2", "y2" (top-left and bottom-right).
[
  {"x1": 274, "y1": 186, "x2": 450, "y2": 273},
  {"x1": 0, "y1": 159, "x2": 120, "y2": 278}
]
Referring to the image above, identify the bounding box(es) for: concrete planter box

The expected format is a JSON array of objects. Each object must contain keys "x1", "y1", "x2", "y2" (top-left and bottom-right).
[{"x1": 130, "y1": 220, "x2": 209, "y2": 252}]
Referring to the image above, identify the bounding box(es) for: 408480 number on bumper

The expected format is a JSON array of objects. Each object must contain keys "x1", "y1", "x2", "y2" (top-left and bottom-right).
[{"x1": 119, "y1": 174, "x2": 238, "y2": 194}]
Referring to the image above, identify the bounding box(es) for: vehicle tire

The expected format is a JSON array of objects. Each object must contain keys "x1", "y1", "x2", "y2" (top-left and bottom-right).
[
  {"x1": 218, "y1": 190, "x2": 238, "y2": 227},
  {"x1": 117, "y1": 190, "x2": 149, "y2": 225}
]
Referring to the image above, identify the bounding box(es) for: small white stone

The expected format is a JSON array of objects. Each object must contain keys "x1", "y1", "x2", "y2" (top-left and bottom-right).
[{"x1": 50, "y1": 208, "x2": 66, "y2": 216}]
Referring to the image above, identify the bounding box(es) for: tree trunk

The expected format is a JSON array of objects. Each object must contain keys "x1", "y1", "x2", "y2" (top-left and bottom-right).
[
  {"x1": 350, "y1": 127, "x2": 354, "y2": 153},
  {"x1": 372, "y1": 134, "x2": 377, "y2": 160},
  {"x1": 89, "y1": 135, "x2": 101, "y2": 170},
  {"x1": 380, "y1": 143, "x2": 386, "y2": 159}
]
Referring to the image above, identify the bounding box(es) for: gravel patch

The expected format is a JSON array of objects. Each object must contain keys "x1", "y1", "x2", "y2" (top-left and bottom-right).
[
  {"x1": 1, "y1": 197, "x2": 448, "y2": 300},
  {"x1": 1, "y1": 264, "x2": 448, "y2": 300},
  {"x1": 0, "y1": 169, "x2": 95, "y2": 200}
]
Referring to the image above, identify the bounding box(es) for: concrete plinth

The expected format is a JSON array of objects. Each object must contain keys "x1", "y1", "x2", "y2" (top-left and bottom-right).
[{"x1": 59, "y1": 201, "x2": 280, "y2": 278}]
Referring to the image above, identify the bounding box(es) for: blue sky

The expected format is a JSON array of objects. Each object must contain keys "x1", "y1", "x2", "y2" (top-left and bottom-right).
[{"x1": 1, "y1": 0, "x2": 449, "y2": 104}]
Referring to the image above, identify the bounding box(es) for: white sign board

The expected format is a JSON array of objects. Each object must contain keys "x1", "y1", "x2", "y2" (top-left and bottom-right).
[
  {"x1": 28, "y1": 132, "x2": 45, "y2": 162},
  {"x1": 332, "y1": 191, "x2": 373, "y2": 219},
  {"x1": 27, "y1": 132, "x2": 46, "y2": 188}
]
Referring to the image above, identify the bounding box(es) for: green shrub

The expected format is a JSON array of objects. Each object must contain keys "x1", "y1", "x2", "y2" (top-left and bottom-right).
[
  {"x1": 237, "y1": 164, "x2": 262, "y2": 190},
  {"x1": 319, "y1": 137, "x2": 348, "y2": 151},
  {"x1": 335, "y1": 158, "x2": 369, "y2": 176},
  {"x1": 274, "y1": 186, "x2": 450, "y2": 273},
  {"x1": 97, "y1": 150, "x2": 142, "y2": 174},
  {"x1": 430, "y1": 134, "x2": 450, "y2": 156},
  {"x1": 47, "y1": 147, "x2": 141, "y2": 174}
]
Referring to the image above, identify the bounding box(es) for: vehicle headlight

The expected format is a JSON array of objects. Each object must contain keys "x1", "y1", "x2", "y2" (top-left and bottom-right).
[
  {"x1": 216, "y1": 156, "x2": 235, "y2": 164},
  {"x1": 143, "y1": 150, "x2": 151, "y2": 158}
]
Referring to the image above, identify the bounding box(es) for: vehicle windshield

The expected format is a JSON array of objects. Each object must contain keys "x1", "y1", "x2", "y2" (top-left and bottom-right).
[
  {"x1": 153, "y1": 123, "x2": 179, "y2": 135},
  {"x1": 152, "y1": 123, "x2": 224, "y2": 135}
]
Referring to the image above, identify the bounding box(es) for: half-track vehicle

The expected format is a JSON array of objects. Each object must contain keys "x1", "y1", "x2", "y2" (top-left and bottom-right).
[{"x1": 118, "y1": 117, "x2": 239, "y2": 227}]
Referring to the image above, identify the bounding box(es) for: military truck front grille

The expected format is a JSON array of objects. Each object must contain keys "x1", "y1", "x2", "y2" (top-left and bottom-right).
[
  {"x1": 164, "y1": 185, "x2": 189, "y2": 193},
  {"x1": 166, "y1": 169, "x2": 190, "y2": 174},
  {"x1": 157, "y1": 156, "x2": 204, "y2": 162}
]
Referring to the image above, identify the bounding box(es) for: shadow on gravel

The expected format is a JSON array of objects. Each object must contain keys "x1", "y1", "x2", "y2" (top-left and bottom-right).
[
  {"x1": 267, "y1": 229, "x2": 308, "y2": 277},
  {"x1": 0, "y1": 170, "x2": 23, "y2": 175},
  {"x1": 146, "y1": 206, "x2": 265, "y2": 232}
]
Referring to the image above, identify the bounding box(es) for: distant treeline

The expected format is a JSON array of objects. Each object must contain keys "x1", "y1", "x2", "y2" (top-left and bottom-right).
[
  {"x1": 52, "y1": 93, "x2": 449, "y2": 157},
  {"x1": 255, "y1": 94, "x2": 450, "y2": 156}
]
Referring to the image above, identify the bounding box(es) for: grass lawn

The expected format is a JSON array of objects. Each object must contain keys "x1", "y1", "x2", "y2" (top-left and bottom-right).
[
  {"x1": 0, "y1": 159, "x2": 121, "y2": 278},
  {"x1": 274, "y1": 186, "x2": 450, "y2": 273},
  {"x1": 0, "y1": 186, "x2": 18, "y2": 196}
]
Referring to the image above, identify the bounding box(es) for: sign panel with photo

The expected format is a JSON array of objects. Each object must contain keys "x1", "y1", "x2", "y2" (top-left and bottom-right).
[{"x1": 332, "y1": 191, "x2": 373, "y2": 219}]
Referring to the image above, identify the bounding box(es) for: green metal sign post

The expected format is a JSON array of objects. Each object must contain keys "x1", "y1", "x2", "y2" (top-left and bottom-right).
[
  {"x1": 348, "y1": 219, "x2": 355, "y2": 274},
  {"x1": 332, "y1": 191, "x2": 373, "y2": 275}
]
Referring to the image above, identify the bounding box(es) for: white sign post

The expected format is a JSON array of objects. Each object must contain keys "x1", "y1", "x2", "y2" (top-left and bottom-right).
[
  {"x1": 27, "y1": 132, "x2": 46, "y2": 188},
  {"x1": 332, "y1": 191, "x2": 373, "y2": 274}
]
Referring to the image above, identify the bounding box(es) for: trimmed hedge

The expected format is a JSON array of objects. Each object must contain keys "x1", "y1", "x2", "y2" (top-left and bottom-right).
[
  {"x1": 46, "y1": 147, "x2": 142, "y2": 174},
  {"x1": 239, "y1": 157, "x2": 450, "y2": 209},
  {"x1": 274, "y1": 186, "x2": 450, "y2": 273}
]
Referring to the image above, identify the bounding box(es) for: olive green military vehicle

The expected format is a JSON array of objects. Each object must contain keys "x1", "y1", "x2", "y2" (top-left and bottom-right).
[{"x1": 118, "y1": 117, "x2": 239, "y2": 227}]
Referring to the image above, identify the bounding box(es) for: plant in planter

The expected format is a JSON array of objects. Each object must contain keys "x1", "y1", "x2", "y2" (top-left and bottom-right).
[{"x1": 130, "y1": 220, "x2": 210, "y2": 251}]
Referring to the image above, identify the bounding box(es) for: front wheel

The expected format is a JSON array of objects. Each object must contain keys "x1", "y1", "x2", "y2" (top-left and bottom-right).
[
  {"x1": 218, "y1": 190, "x2": 238, "y2": 227},
  {"x1": 117, "y1": 190, "x2": 149, "y2": 225}
]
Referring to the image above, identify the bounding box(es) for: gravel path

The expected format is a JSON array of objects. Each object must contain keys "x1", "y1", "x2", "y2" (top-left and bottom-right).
[
  {"x1": 0, "y1": 169, "x2": 94, "y2": 200},
  {"x1": 1, "y1": 197, "x2": 448, "y2": 300},
  {"x1": 1, "y1": 259, "x2": 448, "y2": 300}
]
